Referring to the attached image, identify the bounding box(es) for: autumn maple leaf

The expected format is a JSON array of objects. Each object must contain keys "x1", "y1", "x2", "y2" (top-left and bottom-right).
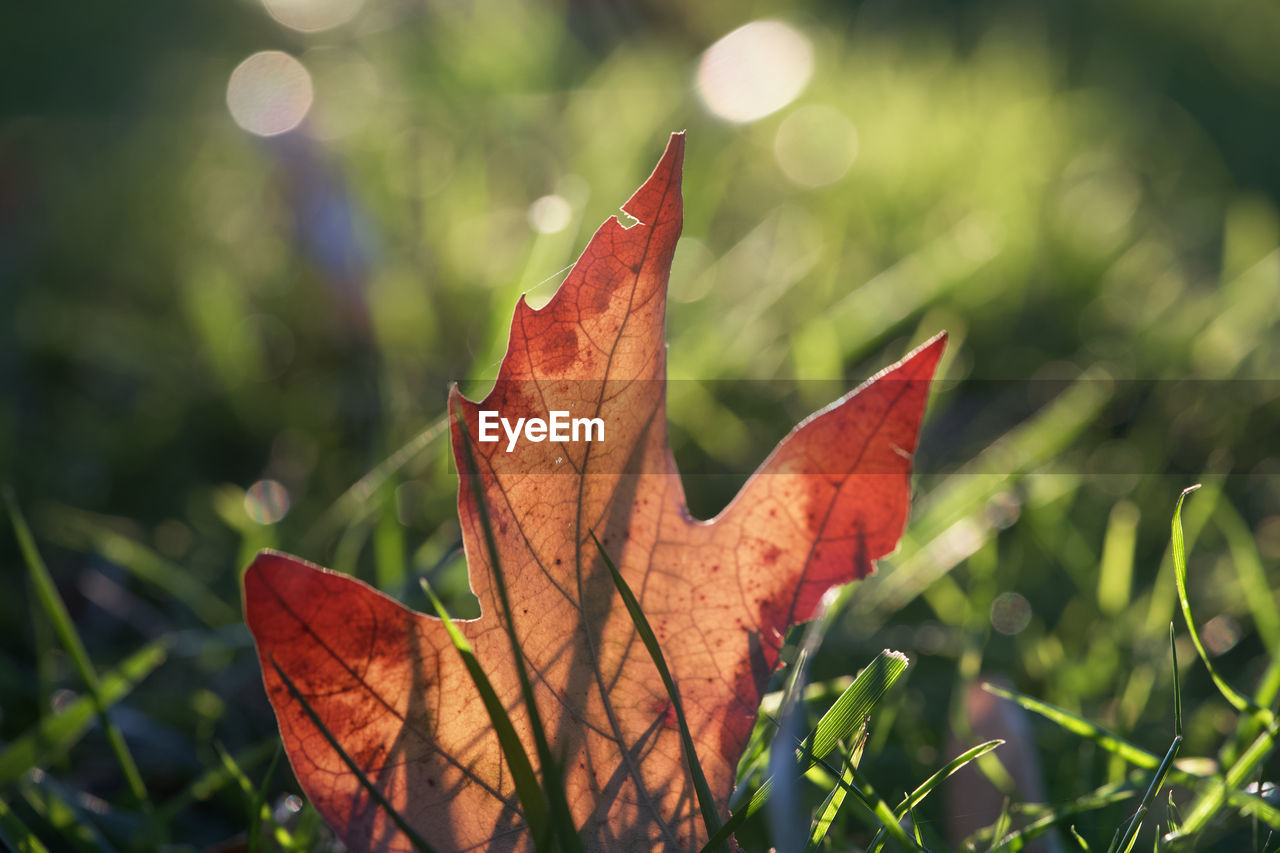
[{"x1": 244, "y1": 132, "x2": 944, "y2": 852}]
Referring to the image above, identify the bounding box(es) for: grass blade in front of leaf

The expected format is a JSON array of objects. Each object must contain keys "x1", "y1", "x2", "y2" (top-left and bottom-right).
[
  {"x1": 590, "y1": 531, "x2": 727, "y2": 851},
  {"x1": 419, "y1": 580, "x2": 550, "y2": 847},
  {"x1": 267, "y1": 656, "x2": 438, "y2": 853},
  {"x1": 454, "y1": 414, "x2": 583, "y2": 852}
]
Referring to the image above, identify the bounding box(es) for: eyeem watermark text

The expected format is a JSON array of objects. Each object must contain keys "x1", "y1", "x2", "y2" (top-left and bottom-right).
[{"x1": 478, "y1": 411, "x2": 605, "y2": 452}]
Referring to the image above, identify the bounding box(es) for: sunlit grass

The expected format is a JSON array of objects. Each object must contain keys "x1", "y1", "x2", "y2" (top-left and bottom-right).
[{"x1": 5, "y1": 0, "x2": 1280, "y2": 849}]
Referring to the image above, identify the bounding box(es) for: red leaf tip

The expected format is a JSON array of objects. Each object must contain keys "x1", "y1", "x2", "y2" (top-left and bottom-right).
[{"x1": 622, "y1": 132, "x2": 684, "y2": 227}]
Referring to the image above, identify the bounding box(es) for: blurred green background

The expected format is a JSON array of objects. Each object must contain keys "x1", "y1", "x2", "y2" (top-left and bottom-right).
[{"x1": 3, "y1": 0, "x2": 1279, "y2": 849}]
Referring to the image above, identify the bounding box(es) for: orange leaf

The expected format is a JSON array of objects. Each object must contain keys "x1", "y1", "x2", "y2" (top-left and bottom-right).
[{"x1": 244, "y1": 132, "x2": 944, "y2": 852}]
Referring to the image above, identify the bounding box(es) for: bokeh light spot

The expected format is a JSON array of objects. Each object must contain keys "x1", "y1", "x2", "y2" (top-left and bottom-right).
[
  {"x1": 1202, "y1": 615, "x2": 1242, "y2": 657},
  {"x1": 697, "y1": 20, "x2": 813, "y2": 124},
  {"x1": 528, "y1": 194, "x2": 572, "y2": 234},
  {"x1": 263, "y1": 0, "x2": 365, "y2": 33},
  {"x1": 774, "y1": 105, "x2": 859, "y2": 187},
  {"x1": 990, "y1": 591, "x2": 1032, "y2": 635},
  {"x1": 244, "y1": 479, "x2": 291, "y2": 524},
  {"x1": 51, "y1": 689, "x2": 77, "y2": 715},
  {"x1": 226, "y1": 51, "x2": 314, "y2": 137},
  {"x1": 305, "y1": 47, "x2": 381, "y2": 140},
  {"x1": 1257, "y1": 515, "x2": 1280, "y2": 559}
]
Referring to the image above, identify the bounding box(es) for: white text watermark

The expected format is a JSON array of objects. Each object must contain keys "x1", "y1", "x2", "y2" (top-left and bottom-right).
[{"x1": 478, "y1": 410, "x2": 605, "y2": 452}]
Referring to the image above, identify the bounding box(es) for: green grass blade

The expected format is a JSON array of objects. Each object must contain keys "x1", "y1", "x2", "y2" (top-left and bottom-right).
[
  {"x1": 1098, "y1": 500, "x2": 1139, "y2": 617},
  {"x1": 867, "y1": 739, "x2": 1005, "y2": 852},
  {"x1": 1170, "y1": 623, "x2": 1182, "y2": 738},
  {"x1": 249, "y1": 744, "x2": 283, "y2": 853},
  {"x1": 374, "y1": 484, "x2": 407, "y2": 588},
  {"x1": 798, "y1": 651, "x2": 910, "y2": 767},
  {"x1": 6, "y1": 490, "x2": 152, "y2": 806},
  {"x1": 1175, "y1": 720, "x2": 1279, "y2": 838},
  {"x1": 214, "y1": 742, "x2": 295, "y2": 850},
  {"x1": 1165, "y1": 790, "x2": 1182, "y2": 837},
  {"x1": 303, "y1": 415, "x2": 449, "y2": 549},
  {"x1": 0, "y1": 797, "x2": 50, "y2": 853},
  {"x1": 701, "y1": 779, "x2": 769, "y2": 852},
  {"x1": 454, "y1": 414, "x2": 582, "y2": 852},
  {"x1": 982, "y1": 780, "x2": 1139, "y2": 852},
  {"x1": 590, "y1": 532, "x2": 726, "y2": 851},
  {"x1": 983, "y1": 683, "x2": 1159, "y2": 770},
  {"x1": 897, "y1": 738, "x2": 1005, "y2": 819},
  {"x1": 907, "y1": 795, "x2": 923, "y2": 846},
  {"x1": 986, "y1": 798, "x2": 1012, "y2": 852},
  {"x1": 420, "y1": 580, "x2": 549, "y2": 843},
  {"x1": 267, "y1": 655, "x2": 438, "y2": 853},
  {"x1": 0, "y1": 638, "x2": 167, "y2": 787},
  {"x1": 846, "y1": 760, "x2": 926, "y2": 853},
  {"x1": 1170, "y1": 486, "x2": 1270, "y2": 723},
  {"x1": 847, "y1": 374, "x2": 1111, "y2": 634},
  {"x1": 701, "y1": 650, "x2": 911, "y2": 853},
  {"x1": 1114, "y1": 735, "x2": 1181, "y2": 853},
  {"x1": 1070, "y1": 824, "x2": 1091, "y2": 851},
  {"x1": 803, "y1": 726, "x2": 867, "y2": 851},
  {"x1": 17, "y1": 774, "x2": 119, "y2": 853},
  {"x1": 153, "y1": 739, "x2": 276, "y2": 825},
  {"x1": 1213, "y1": 498, "x2": 1280, "y2": 652},
  {"x1": 986, "y1": 684, "x2": 1280, "y2": 832},
  {"x1": 44, "y1": 506, "x2": 237, "y2": 627}
]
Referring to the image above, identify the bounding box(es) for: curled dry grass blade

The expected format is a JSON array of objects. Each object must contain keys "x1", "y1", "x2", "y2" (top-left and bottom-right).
[{"x1": 590, "y1": 532, "x2": 726, "y2": 851}]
